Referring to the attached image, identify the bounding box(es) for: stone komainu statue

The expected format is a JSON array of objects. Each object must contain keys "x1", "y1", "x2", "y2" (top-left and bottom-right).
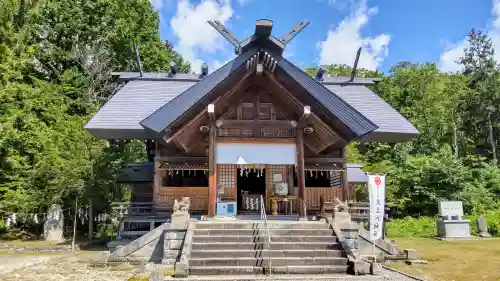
[
  {"x1": 333, "y1": 197, "x2": 349, "y2": 212},
  {"x1": 173, "y1": 197, "x2": 191, "y2": 213}
]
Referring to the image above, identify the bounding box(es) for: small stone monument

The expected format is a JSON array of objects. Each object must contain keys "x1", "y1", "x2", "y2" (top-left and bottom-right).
[
  {"x1": 44, "y1": 204, "x2": 65, "y2": 242},
  {"x1": 476, "y1": 215, "x2": 491, "y2": 238},
  {"x1": 436, "y1": 201, "x2": 471, "y2": 239}
]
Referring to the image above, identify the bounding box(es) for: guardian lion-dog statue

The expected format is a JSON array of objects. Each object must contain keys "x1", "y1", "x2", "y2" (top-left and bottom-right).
[
  {"x1": 173, "y1": 197, "x2": 191, "y2": 213},
  {"x1": 333, "y1": 197, "x2": 349, "y2": 213}
]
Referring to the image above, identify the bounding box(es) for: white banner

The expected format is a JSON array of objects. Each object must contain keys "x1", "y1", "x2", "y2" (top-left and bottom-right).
[{"x1": 368, "y1": 174, "x2": 386, "y2": 241}]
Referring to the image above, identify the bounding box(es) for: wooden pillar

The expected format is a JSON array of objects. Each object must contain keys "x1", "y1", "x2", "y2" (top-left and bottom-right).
[
  {"x1": 296, "y1": 106, "x2": 310, "y2": 219},
  {"x1": 341, "y1": 147, "x2": 349, "y2": 201},
  {"x1": 153, "y1": 142, "x2": 161, "y2": 211},
  {"x1": 208, "y1": 104, "x2": 217, "y2": 217},
  {"x1": 288, "y1": 166, "x2": 295, "y2": 213},
  {"x1": 296, "y1": 128, "x2": 306, "y2": 218}
]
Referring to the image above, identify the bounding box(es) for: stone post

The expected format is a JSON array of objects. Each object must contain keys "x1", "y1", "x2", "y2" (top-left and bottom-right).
[
  {"x1": 477, "y1": 215, "x2": 492, "y2": 238},
  {"x1": 44, "y1": 204, "x2": 65, "y2": 242}
]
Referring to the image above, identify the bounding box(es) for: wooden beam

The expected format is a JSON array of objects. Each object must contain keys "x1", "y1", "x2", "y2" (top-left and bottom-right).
[
  {"x1": 217, "y1": 137, "x2": 295, "y2": 143},
  {"x1": 304, "y1": 157, "x2": 345, "y2": 163},
  {"x1": 217, "y1": 120, "x2": 296, "y2": 128},
  {"x1": 155, "y1": 156, "x2": 209, "y2": 163},
  {"x1": 297, "y1": 105, "x2": 311, "y2": 128},
  {"x1": 208, "y1": 104, "x2": 215, "y2": 120}
]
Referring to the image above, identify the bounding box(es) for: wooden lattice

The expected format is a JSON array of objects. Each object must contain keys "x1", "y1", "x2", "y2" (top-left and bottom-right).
[
  {"x1": 218, "y1": 164, "x2": 236, "y2": 200},
  {"x1": 266, "y1": 165, "x2": 291, "y2": 212},
  {"x1": 329, "y1": 171, "x2": 341, "y2": 188}
]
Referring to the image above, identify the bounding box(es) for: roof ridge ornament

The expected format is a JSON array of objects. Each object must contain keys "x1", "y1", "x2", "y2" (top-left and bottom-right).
[
  {"x1": 207, "y1": 20, "x2": 242, "y2": 54},
  {"x1": 350, "y1": 47, "x2": 362, "y2": 82},
  {"x1": 208, "y1": 19, "x2": 310, "y2": 55},
  {"x1": 279, "y1": 20, "x2": 311, "y2": 45}
]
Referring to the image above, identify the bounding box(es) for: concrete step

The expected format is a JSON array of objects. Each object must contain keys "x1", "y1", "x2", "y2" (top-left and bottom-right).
[
  {"x1": 191, "y1": 242, "x2": 342, "y2": 251},
  {"x1": 189, "y1": 257, "x2": 348, "y2": 267},
  {"x1": 195, "y1": 222, "x2": 328, "y2": 229},
  {"x1": 190, "y1": 249, "x2": 346, "y2": 259},
  {"x1": 193, "y1": 228, "x2": 334, "y2": 236},
  {"x1": 189, "y1": 265, "x2": 349, "y2": 275},
  {"x1": 193, "y1": 235, "x2": 336, "y2": 243}
]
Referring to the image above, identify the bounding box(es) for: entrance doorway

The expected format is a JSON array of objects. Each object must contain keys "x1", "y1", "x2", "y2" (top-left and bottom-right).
[{"x1": 237, "y1": 168, "x2": 266, "y2": 213}]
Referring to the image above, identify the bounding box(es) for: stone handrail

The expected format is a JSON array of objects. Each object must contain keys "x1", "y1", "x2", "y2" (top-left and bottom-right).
[
  {"x1": 109, "y1": 222, "x2": 171, "y2": 260},
  {"x1": 326, "y1": 218, "x2": 357, "y2": 262},
  {"x1": 326, "y1": 217, "x2": 371, "y2": 275},
  {"x1": 174, "y1": 220, "x2": 194, "y2": 277}
]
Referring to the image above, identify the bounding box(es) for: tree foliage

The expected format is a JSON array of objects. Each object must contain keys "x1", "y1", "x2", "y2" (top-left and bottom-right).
[
  {"x1": 1, "y1": 0, "x2": 499, "y2": 238},
  {"x1": 334, "y1": 30, "x2": 500, "y2": 217},
  {"x1": 0, "y1": 0, "x2": 188, "y2": 222}
]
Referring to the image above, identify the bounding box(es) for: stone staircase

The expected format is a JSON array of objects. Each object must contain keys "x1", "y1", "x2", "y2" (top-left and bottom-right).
[{"x1": 189, "y1": 220, "x2": 350, "y2": 275}]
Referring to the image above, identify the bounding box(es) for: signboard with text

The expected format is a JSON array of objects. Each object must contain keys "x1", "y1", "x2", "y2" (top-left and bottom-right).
[{"x1": 368, "y1": 174, "x2": 386, "y2": 241}]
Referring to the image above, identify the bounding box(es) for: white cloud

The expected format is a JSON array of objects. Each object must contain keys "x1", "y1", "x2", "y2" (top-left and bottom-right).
[
  {"x1": 237, "y1": 0, "x2": 250, "y2": 6},
  {"x1": 317, "y1": 0, "x2": 356, "y2": 11},
  {"x1": 438, "y1": 0, "x2": 500, "y2": 72},
  {"x1": 316, "y1": 0, "x2": 390, "y2": 70},
  {"x1": 170, "y1": 0, "x2": 234, "y2": 73},
  {"x1": 151, "y1": 0, "x2": 164, "y2": 10}
]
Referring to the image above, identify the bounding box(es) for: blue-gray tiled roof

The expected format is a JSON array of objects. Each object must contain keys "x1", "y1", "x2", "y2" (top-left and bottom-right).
[
  {"x1": 324, "y1": 84, "x2": 419, "y2": 142},
  {"x1": 347, "y1": 163, "x2": 368, "y2": 183},
  {"x1": 276, "y1": 58, "x2": 378, "y2": 139},
  {"x1": 85, "y1": 80, "x2": 196, "y2": 139},
  {"x1": 139, "y1": 49, "x2": 258, "y2": 134}
]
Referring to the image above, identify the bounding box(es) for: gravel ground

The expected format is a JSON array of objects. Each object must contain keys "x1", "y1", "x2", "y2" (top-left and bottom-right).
[
  {"x1": 0, "y1": 252, "x2": 423, "y2": 281},
  {"x1": 0, "y1": 252, "x2": 143, "y2": 281}
]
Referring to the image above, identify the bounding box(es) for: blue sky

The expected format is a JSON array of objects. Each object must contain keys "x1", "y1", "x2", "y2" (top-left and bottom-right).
[{"x1": 152, "y1": 0, "x2": 499, "y2": 73}]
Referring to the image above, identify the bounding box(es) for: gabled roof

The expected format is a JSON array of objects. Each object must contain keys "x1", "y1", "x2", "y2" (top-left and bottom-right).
[
  {"x1": 139, "y1": 48, "x2": 258, "y2": 134},
  {"x1": 85, "y1": 79, "x2": 196, "y2": 139},
  {"x1": 324, "y1": 84, "x2": 419, "y2": 142},
  {"x1": 275, "y1": 57, "x2": 378, "y2": 139},
  {"x1": 84, "y1": 73, "x2": 418, "y2": 141},
  {"x1": 138, "y1": 53, "x2": 378, "y2": 141}
]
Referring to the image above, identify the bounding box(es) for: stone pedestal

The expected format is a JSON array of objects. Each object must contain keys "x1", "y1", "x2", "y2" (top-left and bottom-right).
[
  {"x1": 334, "y1": 211, "x2": 352, "y2": 224},
  {"x1": 44, "y1": 204, "x2": 64, "y2": 242},
  {"x1": 436, "y1": 219, "x2": 471, "y2": 238},
  {"x1": 436, "y1": 201, "x2": 471, "y2": 239}
]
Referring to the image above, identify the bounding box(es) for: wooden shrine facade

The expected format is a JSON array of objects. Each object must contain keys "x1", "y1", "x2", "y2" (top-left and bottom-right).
[
  {"x1": 151, "y1": 69, "x2": 361, "y2": 218},
  {"x1": 86, "y1": 19, "x2": 419, "y2": 219}
]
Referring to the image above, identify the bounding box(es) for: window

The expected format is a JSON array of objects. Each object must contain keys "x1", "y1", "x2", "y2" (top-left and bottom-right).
[{"x1": 162, "y1": 171, "x2": 209, "y2": 187}]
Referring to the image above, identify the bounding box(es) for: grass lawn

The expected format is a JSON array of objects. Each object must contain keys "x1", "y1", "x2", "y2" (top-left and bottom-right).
[{"x1": 387, "y1": 237, "x2": 500, "y2": 281}]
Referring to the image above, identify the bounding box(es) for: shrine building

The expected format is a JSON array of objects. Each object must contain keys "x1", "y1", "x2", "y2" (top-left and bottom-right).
[{"x1": 85, "y1": 19, "x2": 419, "y2": 219}]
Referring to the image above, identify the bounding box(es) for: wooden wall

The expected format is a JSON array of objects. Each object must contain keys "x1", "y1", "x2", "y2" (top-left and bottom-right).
[
  {"x1": 157, "y1": 186, "x2": 209, "y2": 211},
  {"x1": 265, "y1": 165, "x2": 343, "y2": 213},
  {"x1": 155, "y1": 164, "x2": 345, "y2": 214}
]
